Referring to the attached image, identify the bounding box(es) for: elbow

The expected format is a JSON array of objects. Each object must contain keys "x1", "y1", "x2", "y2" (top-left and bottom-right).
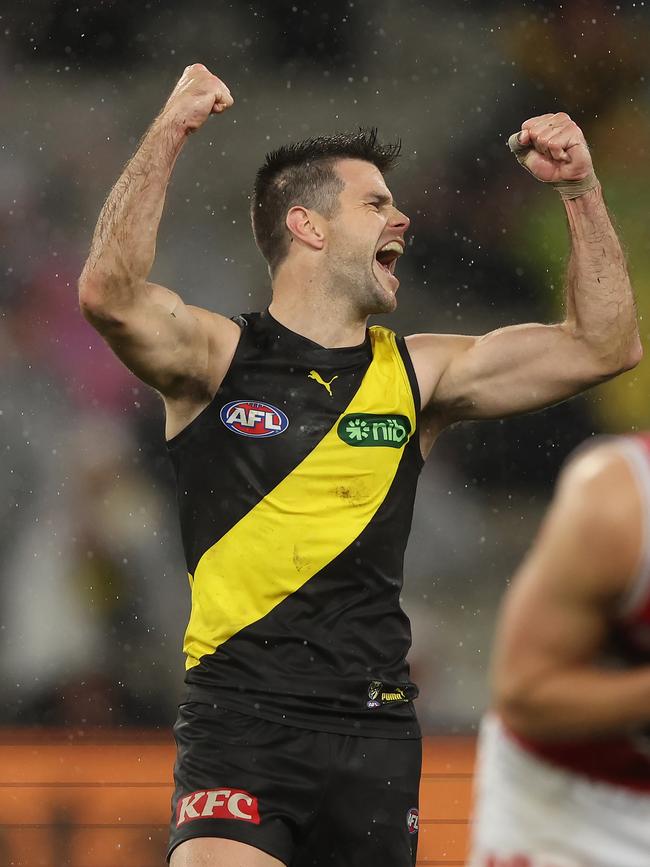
[
  {"x1": 493, "y1": 680, "x2": 553, "y2": 741},
  {"x1": 495, "y1": 697, "x2": 573, "y2": 743},
  {"x1": 78, "y1": 276, "x2": 103, "y2": 321},
  {"x1": 563, "y1": 321, "x2": 643, "y2": 381},
  {"x1": 597, "y1": 339, "x2": 643, "y2": 379},
  {"x1": 78, "y1": 265, "x2": 106, "y2": 313},
  {"x1": 495, "y1": 698, "x2": 540, "y2": 740},
  {"x1": 582, "y1": 337, "x2": 643, "y2": 382},
  {"x1": 78, "y1": 280, "x2": 115, "y2": 328},
  {"x1": 622, "y1": 337, "x2": 644, "y2": 372},
  {"x1": 78, "y1": 271, "x2": 136, "y2": 328}
]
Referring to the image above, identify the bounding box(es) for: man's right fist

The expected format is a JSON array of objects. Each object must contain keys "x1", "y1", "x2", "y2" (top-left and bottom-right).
[{"x1": 163, "y1": 64, "x2": 234, "y2": 133}]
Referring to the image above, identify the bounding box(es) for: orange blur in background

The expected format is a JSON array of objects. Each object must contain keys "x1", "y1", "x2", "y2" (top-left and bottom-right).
[{"x1": 0, "y1": 731, "x2": 474, "y2": 866}]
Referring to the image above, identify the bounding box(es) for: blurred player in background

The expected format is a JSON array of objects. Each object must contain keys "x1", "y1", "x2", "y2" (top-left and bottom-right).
[
  {"x1": 79, "y1": 63, "x2": 639, "y2": 866},
  {"x1": 470, "y1": 434, "x2": 650, "y2": 867}
]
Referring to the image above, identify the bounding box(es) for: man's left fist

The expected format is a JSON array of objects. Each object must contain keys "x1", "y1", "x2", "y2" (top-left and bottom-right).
[{"x1": 511, "y1": 112, "x2": 593, "y2": 183}]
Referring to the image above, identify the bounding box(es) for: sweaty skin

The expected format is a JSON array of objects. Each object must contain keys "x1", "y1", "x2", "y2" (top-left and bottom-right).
[
  {"x1": 79, "y1": 65, "x2": 642, "y2": 867},
  {"x1": 80, "y1": 67, "x2": 640, "y2": 450}
]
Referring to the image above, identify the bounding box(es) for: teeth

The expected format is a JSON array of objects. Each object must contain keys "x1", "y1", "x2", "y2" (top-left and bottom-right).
[{"x1": 378, "y1": 241, "x2": 403, "y2": 255}]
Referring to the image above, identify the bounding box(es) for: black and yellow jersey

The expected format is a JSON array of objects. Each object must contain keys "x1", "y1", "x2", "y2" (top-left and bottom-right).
[{"x1": 167, "y1": 310, "x2": 423, "y2": 738}]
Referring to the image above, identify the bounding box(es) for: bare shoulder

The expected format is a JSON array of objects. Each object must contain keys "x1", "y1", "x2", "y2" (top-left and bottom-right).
[
  {"x1": 404, "y1": 332, "x2": 475, "y2": 408},
  {"x1": 549, "y1": 439, "x2": 643, "y2": 592},
  {"x1": 186, "y1": 305, "x2": 242, "y2": 345},
  {"x1": 558, "y1": 439, "x2": 641, "y2": 519},
  {"x1": 186, "y1": 305, "x2": 242, "y2": 383},
  {"x1": 163, "y1": 307, "x2": 242, "y2": 440},
  {"x1": 404, "y1": 332, "x2": 474, "y2": 370}
]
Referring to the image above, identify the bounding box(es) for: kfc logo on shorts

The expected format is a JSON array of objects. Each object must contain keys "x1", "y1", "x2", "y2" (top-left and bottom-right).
[
  {"x1": 406, "y1": 806, "x2": 419, "y2": 834},
  {"x1": 176, "y1": 788, "x2": 260, "y2": 826},
  {"x1": 220, "y1": 400, "x2": 289, "y2": 438}
]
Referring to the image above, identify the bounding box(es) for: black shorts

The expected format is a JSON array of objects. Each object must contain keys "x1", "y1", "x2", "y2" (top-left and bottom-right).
[{"x1": 168, "y1": 702, "x2": 422, "y2": 866}]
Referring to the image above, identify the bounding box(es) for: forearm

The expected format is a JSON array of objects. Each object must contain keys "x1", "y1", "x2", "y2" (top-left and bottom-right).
[
  {"x1": 497, "y1": 665, "x2": 650, "y2": 740},
  {"x1": 80, "y1": 113, "x2": 186, "y2": 307},
  {"x1": 562, "y1": 185, "x2": 641, "y2": 372}
]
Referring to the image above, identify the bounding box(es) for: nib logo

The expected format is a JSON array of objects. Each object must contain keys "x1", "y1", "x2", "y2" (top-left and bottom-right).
[
  {"x1": 338, "y1": 413, "x2": 411, "y2": 448},
  {"x1": 177, "y1": 788, "x2": 260, "y2": 826}
]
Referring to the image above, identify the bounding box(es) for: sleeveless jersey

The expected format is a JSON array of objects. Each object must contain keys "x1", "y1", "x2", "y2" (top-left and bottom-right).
[
  {"x1": 167, "y1": 310, "x2": 423, "y2": 738},
  {"x1": 512, "y1": 433, "x2": 650, "y2": 790}
]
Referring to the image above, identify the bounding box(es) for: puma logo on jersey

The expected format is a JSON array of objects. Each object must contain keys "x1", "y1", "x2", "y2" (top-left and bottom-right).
[{"x1": 308, "y1": 370, "x2": 338, "y2": 397}]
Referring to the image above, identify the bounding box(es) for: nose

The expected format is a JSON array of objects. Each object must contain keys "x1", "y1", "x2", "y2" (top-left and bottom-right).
[{"x1": 390, "y1": 207, "x2": 410, "y2": 234}]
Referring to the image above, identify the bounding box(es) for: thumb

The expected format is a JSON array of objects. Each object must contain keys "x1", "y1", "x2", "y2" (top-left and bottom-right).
[{"x1": 507, "y1": 131, "x2": 535, "y2": 172}]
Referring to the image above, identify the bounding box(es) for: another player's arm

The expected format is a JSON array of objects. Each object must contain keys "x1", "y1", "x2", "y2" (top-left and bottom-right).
[
  {"x1": 491, "y1": 444, "x2": 650, "y2": 740},
  {"x1": 407, "y1": 113, "x2": 641, "y2": 430},
  {"x1": 78, "y1": 64, "x2": 239, "y2": 406}
]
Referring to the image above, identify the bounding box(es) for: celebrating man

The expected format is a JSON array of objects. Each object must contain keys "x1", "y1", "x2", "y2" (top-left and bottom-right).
[{"x1": 79, "y1": 64, "x2": 640, "y2": 866}]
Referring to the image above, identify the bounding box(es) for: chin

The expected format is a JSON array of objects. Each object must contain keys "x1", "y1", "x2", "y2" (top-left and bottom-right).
[
  {"x1": 369, "y1": 276, "x2": 398, "y2": 314},
  {"x1": 374, "y1": 293, "x2": 397, "y2": 315},
  {"x1": 336, "y1": 264, "x2": 398, "y2": 316}
]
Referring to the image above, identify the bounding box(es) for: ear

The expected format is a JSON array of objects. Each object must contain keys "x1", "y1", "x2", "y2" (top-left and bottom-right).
[{"x1": 286, "y1": 206, "x2": 325, "y2": 251}]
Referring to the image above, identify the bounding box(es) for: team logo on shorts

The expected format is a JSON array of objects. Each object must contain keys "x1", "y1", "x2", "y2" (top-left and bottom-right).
[
  {"x1": 176, "y1": 788, "x2": 260, "y2": 826},
  {"x1": 406, "y1": 807, "x2": 419, "y2": 834},
  {"x1": 220, "y1": 400, "x2": 289, "y2": 437}
]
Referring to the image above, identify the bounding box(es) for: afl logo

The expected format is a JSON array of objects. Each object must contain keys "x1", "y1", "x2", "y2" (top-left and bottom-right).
[
  {"x1": 220, "y1": 400, "x2": 289, "y2": 438},
  {"x1": 406, "y1": 807, "x2": 419, "y2": 834}
]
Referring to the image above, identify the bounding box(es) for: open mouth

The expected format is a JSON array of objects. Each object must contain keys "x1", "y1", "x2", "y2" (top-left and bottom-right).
[{"x1": 375, "y1": 240, "x2": 403, "y2": 278}]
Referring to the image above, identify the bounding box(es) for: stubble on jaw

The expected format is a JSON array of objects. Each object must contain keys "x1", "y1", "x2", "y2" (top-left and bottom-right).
[
  {"x1": 324, "y1": 260, "x2": 392, "y2": 318},
  {"x1": 322, "y1": 234, "x2": 396, "y2": 317}
]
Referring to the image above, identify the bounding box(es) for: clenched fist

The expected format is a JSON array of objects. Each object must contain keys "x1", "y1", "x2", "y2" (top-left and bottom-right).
[
  {"x1": 162, "y1": 63, "x2": 234, "y2": 134},
  {"x1": 508, "y1": 112, "x2": 599, "y2": 200},
  {"x1": 509, "y1": 112, "x2": 593, "y2": 182}
]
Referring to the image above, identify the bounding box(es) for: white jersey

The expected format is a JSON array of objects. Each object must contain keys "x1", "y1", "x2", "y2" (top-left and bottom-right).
[
  {"x1": 469, "y1": 435, "x2": 650, "y2": 867},
  {"x1": 469, "y1": 714, "x2": 650, "y2": 867}
]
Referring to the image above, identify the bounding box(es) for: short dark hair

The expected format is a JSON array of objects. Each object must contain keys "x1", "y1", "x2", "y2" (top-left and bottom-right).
[{"x1": 251, "y1": 128, "x2": 401, "y2": 275}]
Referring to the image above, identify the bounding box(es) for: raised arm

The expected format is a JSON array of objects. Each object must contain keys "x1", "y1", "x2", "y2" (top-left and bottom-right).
[
  {"x1": 78, "y1": 64, "x2": 240, "y2": 433},
  {"x1": 491, "y1": 443, "x2": 650, "y2": 740},
  {"x1": 407, "y1": 113, "x2": 642, "y2": 436}
]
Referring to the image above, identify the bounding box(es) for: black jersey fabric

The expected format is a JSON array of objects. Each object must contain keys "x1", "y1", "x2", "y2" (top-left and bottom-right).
[{"x1": 167, "y1": 310, "x2": 423, "y2": 738}]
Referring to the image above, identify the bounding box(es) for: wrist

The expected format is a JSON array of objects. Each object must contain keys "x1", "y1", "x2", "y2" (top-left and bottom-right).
[
  {"x1": 151, "y1": 109, "x2": 190, "y2": 155},
  {"x1": 552, "y1": 172, "x2": 600, "y2": 201}
]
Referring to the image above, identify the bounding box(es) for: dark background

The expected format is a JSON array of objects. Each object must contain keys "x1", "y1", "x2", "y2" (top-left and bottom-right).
[{"x1": 1, "y1": 0, "x2": 649, "y2": 733}]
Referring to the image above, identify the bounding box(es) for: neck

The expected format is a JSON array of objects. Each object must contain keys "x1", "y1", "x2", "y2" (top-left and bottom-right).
[{"x1": 269, "y1": 264, "x2": 368, "y2": 349}]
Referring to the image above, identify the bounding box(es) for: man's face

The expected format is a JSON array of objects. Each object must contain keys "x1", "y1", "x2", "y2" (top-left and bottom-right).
[{"x1": 323, "y1": 159, "x2": 410, "y2": 315}]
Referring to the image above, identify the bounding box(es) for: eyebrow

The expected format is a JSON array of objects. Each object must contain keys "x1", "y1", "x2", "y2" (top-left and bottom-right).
[{"x1": 367, "y1": 192, "x2": 396, "y2": 207}]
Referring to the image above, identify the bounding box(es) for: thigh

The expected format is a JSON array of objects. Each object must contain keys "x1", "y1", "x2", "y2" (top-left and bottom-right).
[
  {"x1": 168, "y1": 703, "x2": 326, "y2": 865},
  {"x1": 293, "y1": 734, "x2": 422, "y2": 867},
  {"x1": 171, "y1": 836, "x2": 286, "y2": 866}
]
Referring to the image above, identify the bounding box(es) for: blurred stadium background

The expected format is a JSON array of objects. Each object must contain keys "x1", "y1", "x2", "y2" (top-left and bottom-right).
[{"x1": 1, "y1": 0, "x2": 649, "y2": 863}]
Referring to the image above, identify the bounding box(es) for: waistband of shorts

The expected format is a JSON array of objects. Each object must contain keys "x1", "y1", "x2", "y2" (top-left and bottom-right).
[{"x1": 183, "y1": 686, "x2": 422, "y2": 740}]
